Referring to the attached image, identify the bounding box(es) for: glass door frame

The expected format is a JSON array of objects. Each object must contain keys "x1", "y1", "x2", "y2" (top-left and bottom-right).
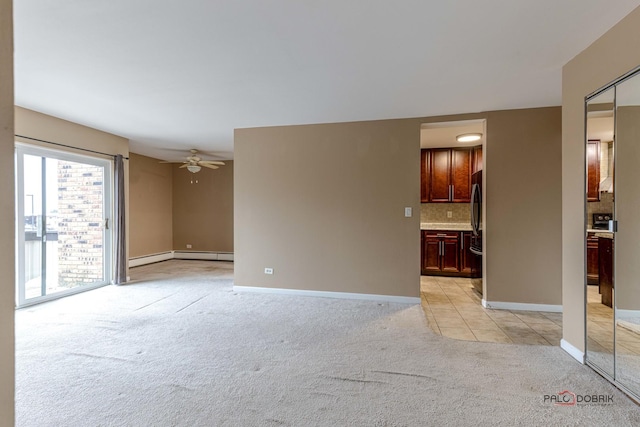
[{"x1": 15, "y1": 143, "x2": 113, "y2": 308}]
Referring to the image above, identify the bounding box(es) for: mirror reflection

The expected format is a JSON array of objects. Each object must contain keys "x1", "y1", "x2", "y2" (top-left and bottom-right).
[
  {"x1": 585, "y1": 66, "x2": 640, "y2": 401},
  {"x1": 585, "y1": 86, "x2": 615, "y2": 378},
  {"x1": 614, "y1": 75, "x2": 640, "y2": 396}
]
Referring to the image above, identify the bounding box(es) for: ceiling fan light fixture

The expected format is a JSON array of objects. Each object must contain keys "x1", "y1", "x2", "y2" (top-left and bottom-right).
[
  {"x1": 456, "y1": 133, "x2": 482, "y2": 143},
  {"x1": 186, "y1": 164, "x2": 201, "y2": 173}
]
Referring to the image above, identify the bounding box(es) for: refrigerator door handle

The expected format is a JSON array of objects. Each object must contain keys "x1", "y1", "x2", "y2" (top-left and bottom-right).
[{"x1": 470, "y1": 183, "x2": 478, "y2": 236}]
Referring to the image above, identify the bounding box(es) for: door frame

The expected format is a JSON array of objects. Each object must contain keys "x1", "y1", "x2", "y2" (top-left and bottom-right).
[{"x1": 15, "y1": 143, "x2": 113, "y2": 308}]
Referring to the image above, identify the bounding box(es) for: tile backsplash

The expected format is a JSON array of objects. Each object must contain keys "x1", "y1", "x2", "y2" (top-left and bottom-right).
[{"x1": 421, "y1": 203, "x2": 470, "y2": 223}]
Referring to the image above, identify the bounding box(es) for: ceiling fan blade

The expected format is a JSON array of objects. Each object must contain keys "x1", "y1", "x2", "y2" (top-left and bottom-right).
[
  {"x1": 200, "y1": 163, "x2": 219, "y2": 170},
  {"x1": 178, "y1": 164, "x2": 189, "y2": 168},
  {"x1": 199, "y1": 161, "x2": 225, "y2": 165}
]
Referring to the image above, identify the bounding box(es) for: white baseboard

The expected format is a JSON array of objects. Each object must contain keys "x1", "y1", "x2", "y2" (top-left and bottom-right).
[
  {"x1": 129, "y1": 251, "x2": 234, "y2": 267},
  {"x1": 233, "y1": 286, "x2": 420, "y2": 304},
  {"x1": 616, "y1": 309, "x2": 640, "y2": 319},
  {"x1": 561, "y1": 339, "x2": 585, "y2": 364},
  {"x1": 482, "y1": 299, "x2": 562, "y2": 313},
  {"x1": 129, "y1": 251, "x2": 174, "y2": 267},
  {"x1": 218, "y1": 253, "x2": 234, "y2": 261},
  {"x1": 174, "y1": 251, "x2": 217, "y2": 261}
]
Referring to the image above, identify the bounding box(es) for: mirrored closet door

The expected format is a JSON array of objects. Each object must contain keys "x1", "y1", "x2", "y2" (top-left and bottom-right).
[{"x1": 585, "y1": 65, "x2": 640, "y2": 401}]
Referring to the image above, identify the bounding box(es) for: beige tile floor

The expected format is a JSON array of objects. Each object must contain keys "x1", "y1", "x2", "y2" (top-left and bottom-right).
[
  {"x1": 421, "y1": 276, "x2": 563, "y2": 345},
  {"x1": 586, "y1": 285, "x2": 640, "y2": 357}
]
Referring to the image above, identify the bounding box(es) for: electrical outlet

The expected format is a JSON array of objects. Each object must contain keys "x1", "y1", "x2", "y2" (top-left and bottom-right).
[
  {"x1": 264, "y1": 268, "x2": 274, "y2": 275},
  {"x1": 186, "y1": 244, "x2": 192, "y2": 249},
  {"x1": 447, "y1": 211, "x2": 452, "y2": 218}
]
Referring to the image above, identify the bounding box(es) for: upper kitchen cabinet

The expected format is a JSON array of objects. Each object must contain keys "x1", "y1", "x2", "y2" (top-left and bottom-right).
[
  {"x1": 429, "y1": 149, "x2": 452, "y2": 202},
  {"x1": 587, "y1": 139, "x2": 600, "y2": 202},
  {"x1": 428, "y1": 147, "x2": 472, "y2": 203},
  {"x1": 420, "y1": 149, "x2": 430, "y2": 203},
  {"x1": 472, "y1": 145, "x2": 483, "y2": 174}
]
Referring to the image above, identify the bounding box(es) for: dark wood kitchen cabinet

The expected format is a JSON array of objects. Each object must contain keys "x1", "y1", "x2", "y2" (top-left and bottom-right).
[
  {"x1": 587, "y1": 140, "x2": 600, "y2": 202},
  {"x1": 429, "y1": 149, "x2": 452, "y2": 202},
  {"x1": 451, "y1": 149, "x2": 472, "y2": 202},
  {"x1": 472, "y1": 145, "x2": 483, "y2": 174},
  {"x1": 460, "y1": 231, "x2": 474, "y2": 275},
  {"x1": 421, "y1": 231, "x2": 460, "y2": 274},
  {"x1": 428, "y1": 147, "x2": 472, "y2": 203},
  {"x1": 599, "y1": 237, "x2": 614, "y2": 308},
  {"x1": 587, "y1": 232, "x2": 599, "y2": 285},
  {"x1": 421, "y1": 230, "x2": 481, "y2": 278},
  {"x1": 422, "y1": 232, "x2": 442, "y2": 274},
  {"x1": 420, "y1": 149, "x2": 430, "y2": 203}
]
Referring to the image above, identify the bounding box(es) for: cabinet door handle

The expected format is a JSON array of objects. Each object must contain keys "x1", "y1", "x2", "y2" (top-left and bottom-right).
[
  {"x1": 461, "y1": 232, "x2": 464, "y2": 249},
  {"x1": 449, "y1": 185, "x2": 453, "y2": 201}
]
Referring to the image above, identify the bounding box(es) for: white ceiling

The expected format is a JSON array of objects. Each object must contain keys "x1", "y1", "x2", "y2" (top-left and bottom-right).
[
  {"x1": 420, "y1": 121, "x2": 484, "y2": 149},
  {"x1": 14, "y1": 1, "x2": 640, "y2": 161},
  {"x1": 587, "y1": 114, "x2": 614, "y2": 143}
]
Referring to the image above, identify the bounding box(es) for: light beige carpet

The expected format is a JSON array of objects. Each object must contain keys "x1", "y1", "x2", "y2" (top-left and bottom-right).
[{"x1": 15, "y1": 260, "x2": 640, "y2": 426}]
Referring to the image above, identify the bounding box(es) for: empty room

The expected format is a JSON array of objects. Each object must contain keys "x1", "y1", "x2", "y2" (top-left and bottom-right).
[{"x1": 3, "y1": 1, "x2": 640, "y2": 426}]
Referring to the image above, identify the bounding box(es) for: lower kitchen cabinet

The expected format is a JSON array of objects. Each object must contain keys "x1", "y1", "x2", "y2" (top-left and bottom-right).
[
  {"x1": 599, "y1": 237, "x2": 614, "y2": 308},
  {"x1": 460, "y1": 231, "x2": 474, "y2": 275},
  {"x1": 422, "y1": 234, "x2": 442, "y2": 274},
  {"x1": 587, "y1": 232, "x2": 599, "y2": 285},
  {"x1": 421, "y1": 230, "x2": 479, "y2": 277}
]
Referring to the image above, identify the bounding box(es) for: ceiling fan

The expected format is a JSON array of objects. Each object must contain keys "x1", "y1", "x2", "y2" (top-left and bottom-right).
[{"x1": 161, "y1": 149, "x2": 225, "y2": 173}]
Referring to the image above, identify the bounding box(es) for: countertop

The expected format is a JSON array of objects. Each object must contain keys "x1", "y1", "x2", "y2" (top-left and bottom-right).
[
  {"x1": 421, "y1": 222, "x2": 473, "y2": 231},
  {"x1": 587, "y1": 229, "x2": 614, "y2": 238}
]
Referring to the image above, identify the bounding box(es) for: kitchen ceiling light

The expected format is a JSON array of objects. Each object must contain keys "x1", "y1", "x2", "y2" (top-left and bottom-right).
[
  {"x1": 456, "y1": 133, "x2": 482, "y2": 143},
  {"x1": 186, "y1": 164, "x2": 201, "y2": 173}
]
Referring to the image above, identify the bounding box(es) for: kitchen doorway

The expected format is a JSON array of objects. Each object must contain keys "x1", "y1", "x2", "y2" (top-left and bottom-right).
[
  {"x1": 15, "y1": 145, "x2": 113, "y2": 307},
  {"x1": 419, "y1": 119, "x2": 485, "y2": 290},
  {"x1": 419, "y1": 119, "x2": 488, "y2": 335}
]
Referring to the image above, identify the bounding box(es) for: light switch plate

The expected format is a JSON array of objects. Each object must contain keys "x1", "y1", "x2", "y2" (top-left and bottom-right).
[{"x1": 404, "y1": 207, "x2": 412, "y2": 217}]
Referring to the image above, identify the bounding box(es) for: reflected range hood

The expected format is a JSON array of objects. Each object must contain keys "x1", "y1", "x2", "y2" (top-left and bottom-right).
[
  {"x1": 599, "y1": 141, "x2": 614, "y2": 194},
  {"x1": 599, "y1": 176, "x2": 613, "y2": 194}
]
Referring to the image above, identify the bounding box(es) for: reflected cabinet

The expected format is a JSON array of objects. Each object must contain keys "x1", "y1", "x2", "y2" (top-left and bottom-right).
[{"x1": 585, "y1": 65, "x2": 640, "y2": 401}]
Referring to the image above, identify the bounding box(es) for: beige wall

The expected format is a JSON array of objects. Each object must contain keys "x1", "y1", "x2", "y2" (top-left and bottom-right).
[
  {"x1": 172, "y1": 161, "x2": 234, "y2": 252},
  {"x1": 129, "y1": 153, "x2": 173, "y2": 257},
  {"x1": 485, "y1": 107, "x2": 562, "y2": 305},
  {"x1": 15, "y1": 107, "x2": 129, "y2": 157},
  {"x1": 0, "y1": 0, "x2": 13, "y2": 423},
  {"x1": 235, "y1": 120, "x2": 421, "y2": 297},
  {"x1": 235, "y1": 109, "x2": 562, "y2": 302},
  {"x1": 562, "y1": 5, "x2": 640, "y2": 351}
]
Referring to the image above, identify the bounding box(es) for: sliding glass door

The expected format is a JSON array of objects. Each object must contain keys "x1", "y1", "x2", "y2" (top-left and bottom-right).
[{"x1": 16, "y1": 145, "x2": 112, "y2": 307}]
